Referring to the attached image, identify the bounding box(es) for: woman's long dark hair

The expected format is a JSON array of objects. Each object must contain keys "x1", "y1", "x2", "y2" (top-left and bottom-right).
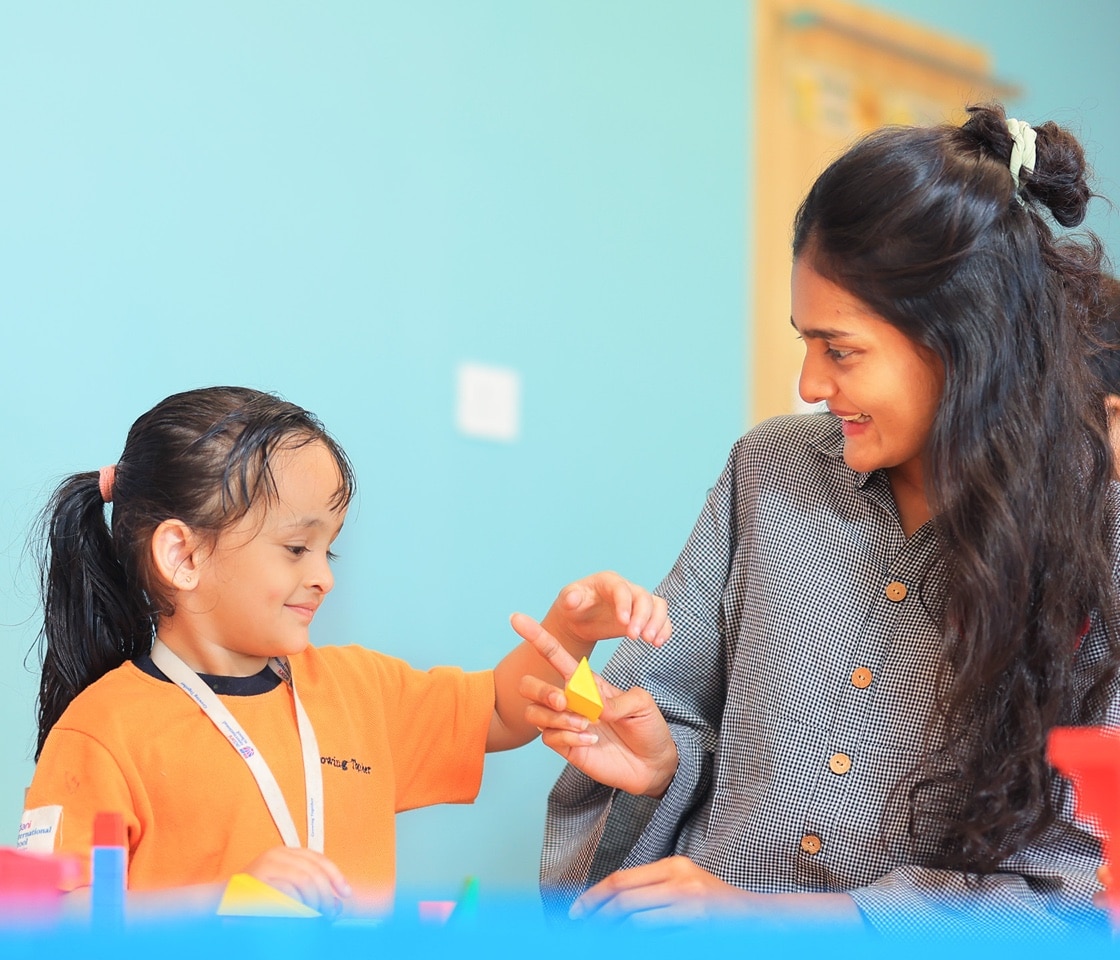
[
  {"x1": 33, "y1": 386, "x2": 355, "y2": 760},
  {"x1": 1089, "y1": 275, "x2": 1120, "y2": 398},
  {"x1": 792, "y1": 104, "x2": 1118, "y2": 873}
]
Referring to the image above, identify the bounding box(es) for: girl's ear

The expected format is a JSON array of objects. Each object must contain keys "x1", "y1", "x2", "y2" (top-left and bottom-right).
[{"x1": 151, "y1": 519, "x2": 205, "y2": 591}]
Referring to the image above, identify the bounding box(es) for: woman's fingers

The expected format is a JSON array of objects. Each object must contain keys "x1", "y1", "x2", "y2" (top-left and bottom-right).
[
  {"x1": 520, "y1": 676, "x2": 599, "y2": 744},
  {"x1": 556, "y1": 572, "x2": 671, "y2": 646},
  {"x1": 571, "y1": 862, "x2": 665, "y2": 919},
  {"x1": 610, "y1": 580, "x2": 669, "y2": 646}
]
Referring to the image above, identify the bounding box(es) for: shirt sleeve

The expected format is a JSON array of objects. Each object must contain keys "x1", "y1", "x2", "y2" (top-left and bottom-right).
[
  {"x1": 541, "y1": 452, "x2": 738, "y2": 914},
  {"x1": 22, "y1": 727, "x2": 138, "y2": 890},
  {"x1": 849, "y1": 803, "x2": 1106, "y2": 936},
  {"x1": 377, "y1": 658, "x2": 495, "y2": 813},
  {"x1": 847, "y1": 618, "x2": 1118, "y2": 937}
]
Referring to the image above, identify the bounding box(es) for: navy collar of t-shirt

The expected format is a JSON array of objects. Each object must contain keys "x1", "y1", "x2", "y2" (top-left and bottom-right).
[{"x1": 135, "y1": 652, "x2": 282, "y2": 696}]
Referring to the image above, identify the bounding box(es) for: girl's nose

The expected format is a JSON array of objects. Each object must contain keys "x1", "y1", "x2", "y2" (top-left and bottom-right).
[{"x1": 309, "y1": 553, "x2": 335, "y2": 594}]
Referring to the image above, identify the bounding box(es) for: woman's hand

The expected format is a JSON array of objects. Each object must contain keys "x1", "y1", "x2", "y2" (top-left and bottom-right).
[
  {"x1": 570, "y1": 857, "x2": 863, "y2": 928},
  {"x1": 540, "y1": 571, "x2": 671, "y2": 652},
  {"x1": 512, "y1": 613, "x2": 678, "y2": 797},
  {"x1": 1094, "y1": 864, "x2": 1114, "y2": 913},
  {"x1": 242, "y1": 846, "x2": 352, "y2": 917},
  {"x1": 489, "y1": 578, "x2": 667, "y2": 754}
]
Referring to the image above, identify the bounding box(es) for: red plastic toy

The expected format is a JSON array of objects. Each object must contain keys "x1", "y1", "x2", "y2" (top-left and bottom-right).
[{"x1": 1047, "y1": 726, "x2": 1120, "y2": 924}]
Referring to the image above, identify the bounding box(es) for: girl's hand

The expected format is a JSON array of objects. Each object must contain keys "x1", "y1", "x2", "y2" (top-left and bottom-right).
[
  {"x1": 541, "y1": 572, "x2": 671, "y2": 652},
  {"x1": 242, "y1": 846, "x2": 352, "y2": 917},
  {"x1": 511, "y1": 613, "x2": 678, "y2": 797},
  {"x1": 570, "y1": 857, "x2": 863, "y2": 928}
]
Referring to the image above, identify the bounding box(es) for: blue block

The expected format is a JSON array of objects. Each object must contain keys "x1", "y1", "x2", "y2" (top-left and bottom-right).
[{"x1": 90, "y1": 847, "x2": 126, "y2": 929}]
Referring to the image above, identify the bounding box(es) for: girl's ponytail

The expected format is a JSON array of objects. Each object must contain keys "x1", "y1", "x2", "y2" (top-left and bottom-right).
[{"x1": 35, "y1": 469, "x2": 152, "y2": 760}]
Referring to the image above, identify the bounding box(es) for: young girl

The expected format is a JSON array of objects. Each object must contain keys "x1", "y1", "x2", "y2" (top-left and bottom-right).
[
  {"x1": 19, "y1": 385, "x2": 669, "y2": 919},
  {"x1": 515, "y1": 104, "x2": 1120, "y2": 935}
]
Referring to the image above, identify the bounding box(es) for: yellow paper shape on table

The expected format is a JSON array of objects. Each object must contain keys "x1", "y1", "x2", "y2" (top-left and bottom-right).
[
  {"x1": 217, "y1": 872, "x2": 322, "y2": 918},
  {"x1": 564, "y1": 657, "x2": 603, "y2": 722}
]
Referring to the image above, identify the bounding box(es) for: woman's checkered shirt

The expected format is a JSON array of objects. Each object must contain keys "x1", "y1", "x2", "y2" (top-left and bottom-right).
[{"x1": 541, "y1": 414, "x2": 1119, "y2": 936}]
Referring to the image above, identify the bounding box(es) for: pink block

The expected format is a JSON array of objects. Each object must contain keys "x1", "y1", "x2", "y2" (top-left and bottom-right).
[
  {"x1": 417, "y1": 900, "x2": 457, "y2": 925},
  {"x1": 0, "y1": 848, "x2": 71, "y2": 924}
]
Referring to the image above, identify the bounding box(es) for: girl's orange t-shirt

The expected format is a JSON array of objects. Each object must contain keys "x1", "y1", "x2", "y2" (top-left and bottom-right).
[{"x1": 22, "y1": 644, "x2": 494, "y2": 916}]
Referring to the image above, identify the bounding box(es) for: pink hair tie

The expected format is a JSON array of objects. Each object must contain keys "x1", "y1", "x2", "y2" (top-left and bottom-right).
[{"x1": 99, "y1": 465, "x2": 117, "y2": 504}]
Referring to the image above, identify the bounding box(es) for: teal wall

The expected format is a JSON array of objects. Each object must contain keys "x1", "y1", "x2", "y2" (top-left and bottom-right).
[
  {"x1": 0, "y1": 0, "x2": 1117, "y2": 906},
  {"x1": 873, "y1": 0, "x2": 1120, "y2": 255}
]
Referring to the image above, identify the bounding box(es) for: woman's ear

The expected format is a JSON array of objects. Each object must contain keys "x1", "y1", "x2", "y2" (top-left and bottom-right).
[
  {"x1": 1105, "y1": 395, "x2": 1120, "y2": 481},
  {"x1": 151, "y1": 519, "x2": 205, "y2": 591}
]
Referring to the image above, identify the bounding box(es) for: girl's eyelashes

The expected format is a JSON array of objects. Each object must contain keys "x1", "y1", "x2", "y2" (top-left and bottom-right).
[{"x1": 285, "y1": 544, "x2": 340, "y2": 561}]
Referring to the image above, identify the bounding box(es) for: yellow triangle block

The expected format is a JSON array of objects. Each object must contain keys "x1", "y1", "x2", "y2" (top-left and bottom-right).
[
  {"x1": 217, "y1": 872, "x2": 322, "y2": 918},
  {"x1": 564, "y1": 657, "x2": 603, "y2": 722}
]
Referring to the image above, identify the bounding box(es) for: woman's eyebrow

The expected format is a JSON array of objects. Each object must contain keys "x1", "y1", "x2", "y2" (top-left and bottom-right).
[{"x1": 790, "y1": 315, "x2": 855, "y2": 340}]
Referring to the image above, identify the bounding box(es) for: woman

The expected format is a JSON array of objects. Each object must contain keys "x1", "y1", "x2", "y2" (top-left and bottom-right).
[{"x1": 514, "y1": 104, "x2": 1120, "y2": 935}]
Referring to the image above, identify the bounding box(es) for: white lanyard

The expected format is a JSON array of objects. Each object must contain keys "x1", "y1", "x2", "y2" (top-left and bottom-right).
[{"x1": 150, "y1": 639, "x2": 324, "y2": 853}]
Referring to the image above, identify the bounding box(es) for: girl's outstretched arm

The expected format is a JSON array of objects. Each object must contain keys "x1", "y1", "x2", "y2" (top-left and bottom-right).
[{"x1": 486, "y1": 572, "x2": 670, "y2": 753}]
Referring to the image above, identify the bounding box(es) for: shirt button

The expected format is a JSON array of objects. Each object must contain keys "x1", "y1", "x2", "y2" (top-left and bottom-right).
[
  {"x1": 851, "y1": 667, "x2": 873, "y2": 689},
  {"x1": 829, "y1": 752, "x2": 852, "y2": 775},
  {"x1": 885, "y1": 581, "x2": 907, "y2": 602},
  {"x1": 800, "y1": 834, "x2": 822, "y2": 855}
]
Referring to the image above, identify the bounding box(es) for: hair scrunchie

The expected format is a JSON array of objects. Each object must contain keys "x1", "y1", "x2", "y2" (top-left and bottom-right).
[
  {"x1": 99, "y1": 464, "x2": 117, "y2": 504},
  {"x1": 1006, "y1": 117, "x2": 1037, "y2": 197}
]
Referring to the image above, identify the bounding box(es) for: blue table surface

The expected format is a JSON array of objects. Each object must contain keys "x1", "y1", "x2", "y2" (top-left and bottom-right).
[{"x1": 2, "y1": 895, "x2": 1120, "y2": 959}]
